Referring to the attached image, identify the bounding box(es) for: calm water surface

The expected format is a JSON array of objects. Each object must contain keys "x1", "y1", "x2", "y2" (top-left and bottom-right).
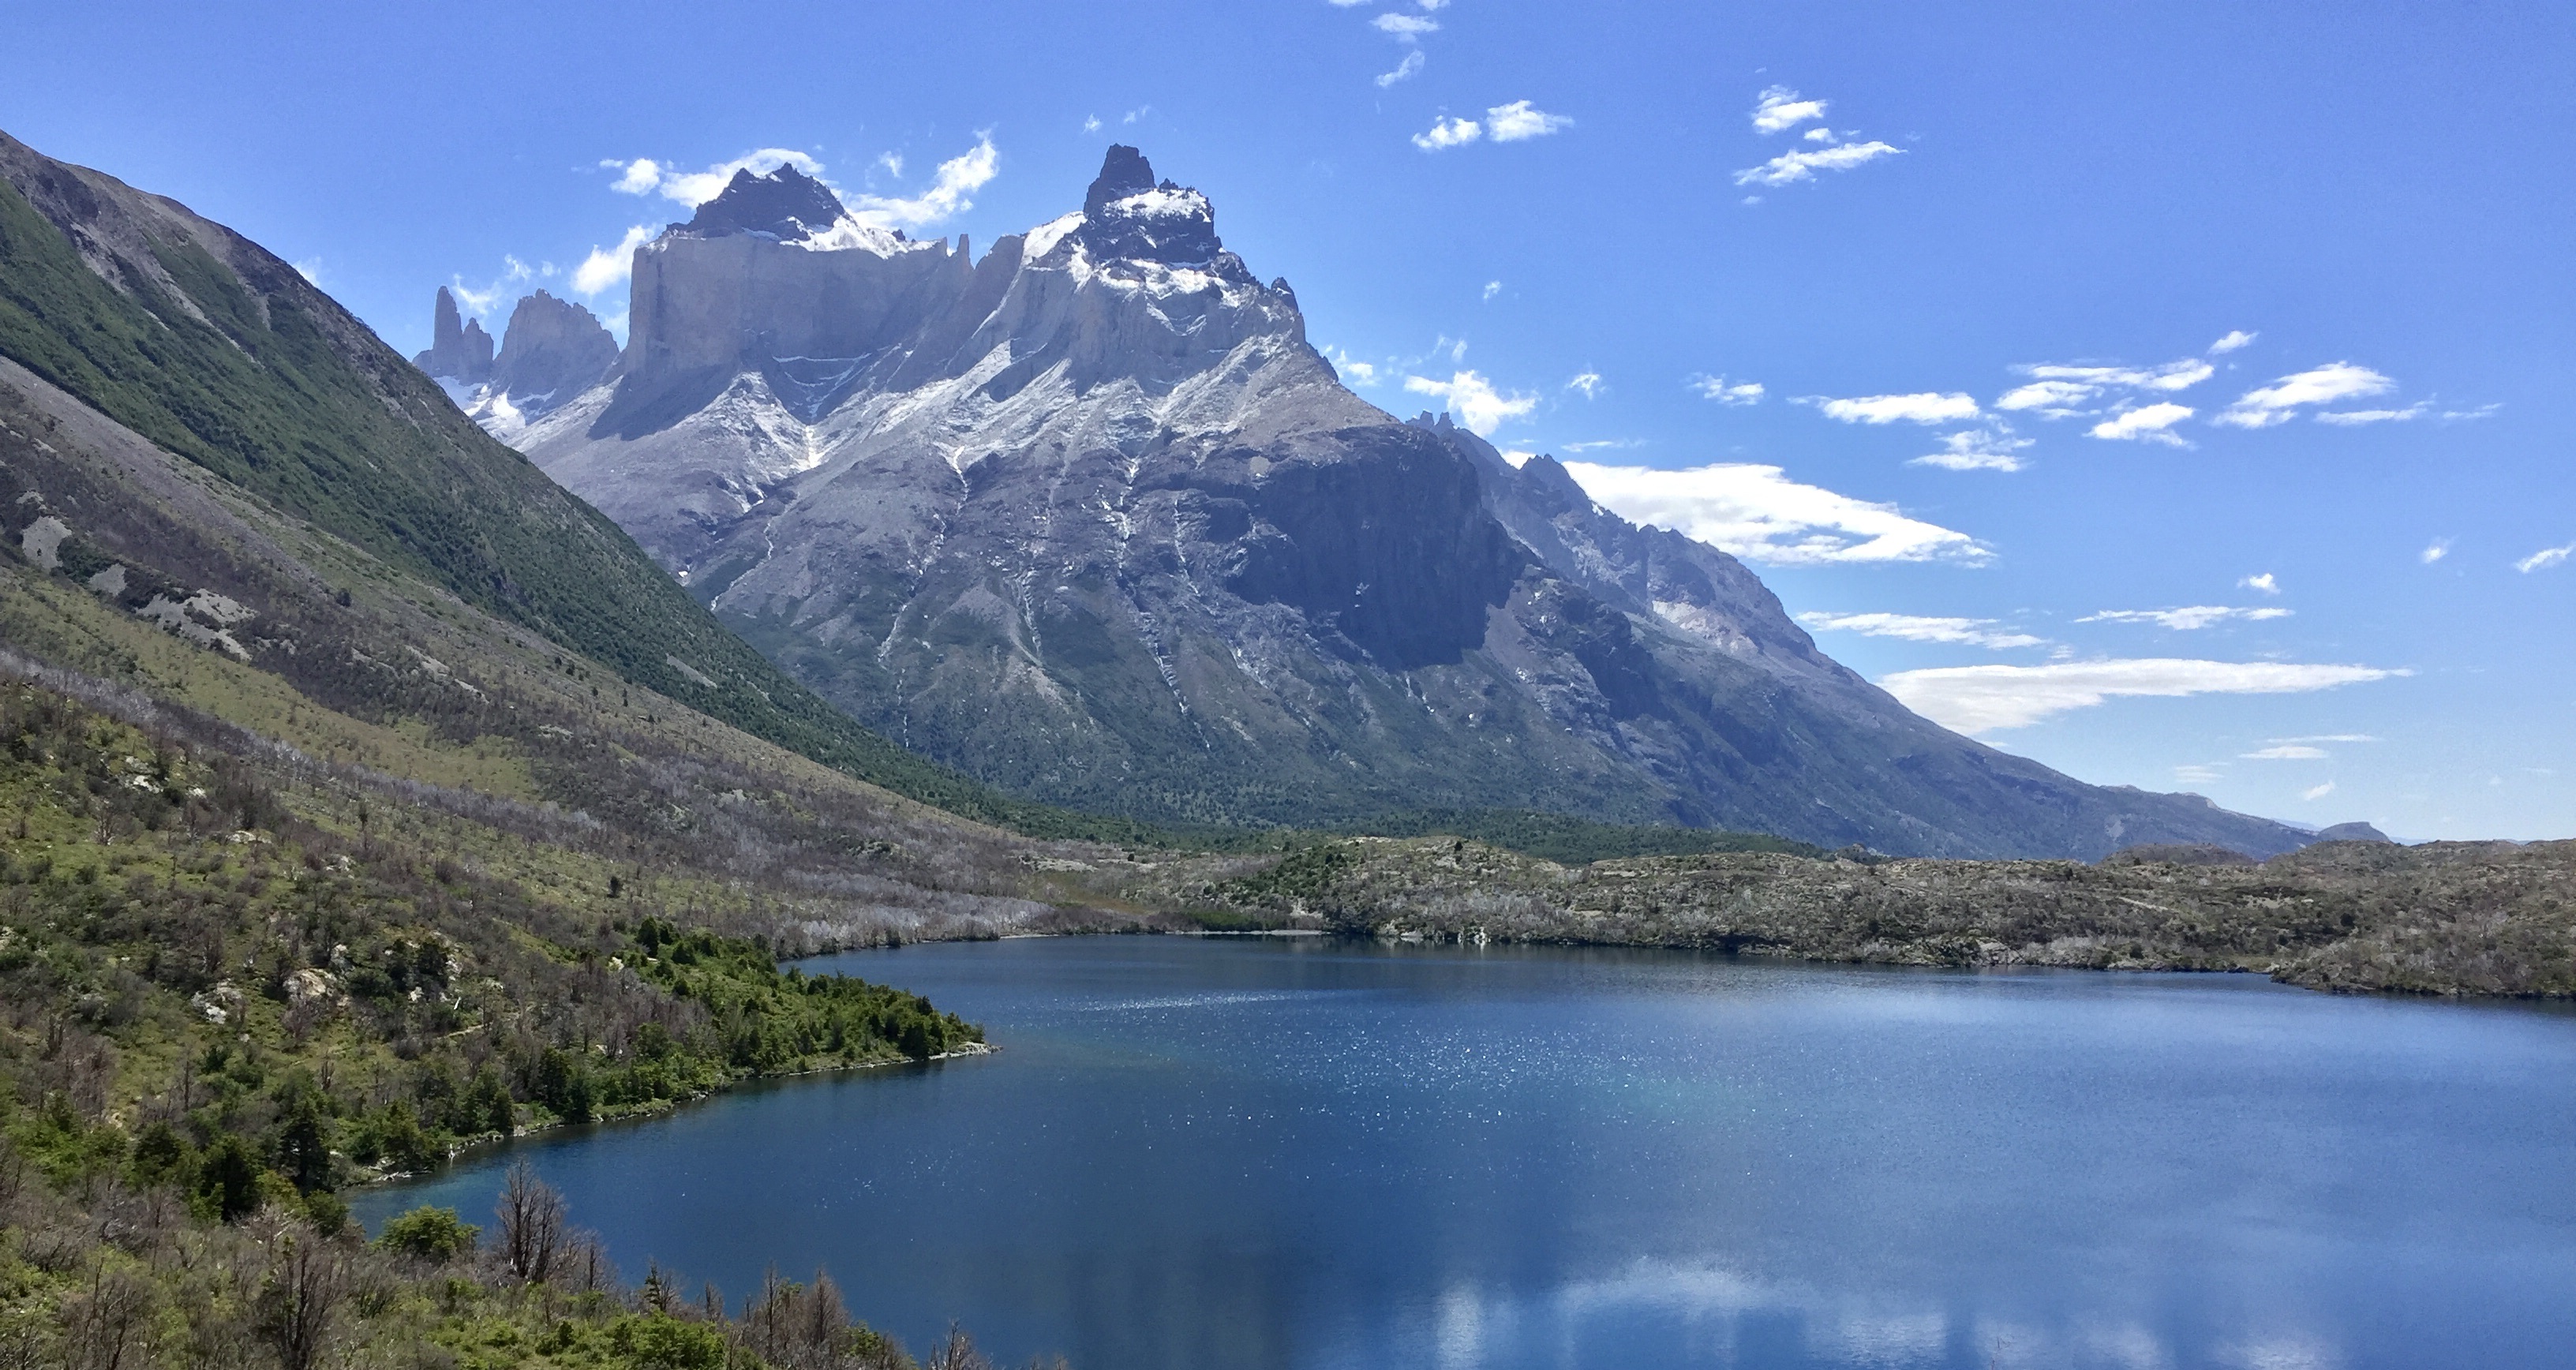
[{"x1": 353, "y1": 938, "x2": 2576, "y2": 1369}]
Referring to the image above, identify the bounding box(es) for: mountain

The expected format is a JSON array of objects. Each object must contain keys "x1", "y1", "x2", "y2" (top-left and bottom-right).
[
  {"x1": 494, "y1": 148, "x2": 2317, "y2": 859},
  {"x1": 415, "y1": 286, "x2": 619, "y2": 441},
  {"x1": 413, "y1": 283, "x2": 493, "y2": 382},
  {"x1": 0, "y1": 126, "x2": 1162, "y2": 843}
]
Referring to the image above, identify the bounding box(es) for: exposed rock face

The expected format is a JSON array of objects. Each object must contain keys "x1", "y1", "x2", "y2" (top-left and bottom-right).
[
  {"x1": 492, "y1": 145, "x2": 2319, "y2": 858},
  {"x1": 489, "y1": 290, "x2": 617, "y2": 408},
  {"x1": 2315, "y1": 822, "x2": 2394, "y2": 844},
  {"x1": 414, "y1": 289, "x2": 618, "y2": 440},
  {"x1": 412, "y1": 286, "x2": 492, "y2": 384}
]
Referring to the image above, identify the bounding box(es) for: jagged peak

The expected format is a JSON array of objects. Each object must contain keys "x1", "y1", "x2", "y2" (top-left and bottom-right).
[
  {"x1": 1070, "y1": 145, "x2": 1223, "y2": 268},
  {"x1": 1084, "y1": 145, "x2": 1160, "y2": 217},
  {"x1": 679, "y1": 164, "x2": 854, "y2": 243}
]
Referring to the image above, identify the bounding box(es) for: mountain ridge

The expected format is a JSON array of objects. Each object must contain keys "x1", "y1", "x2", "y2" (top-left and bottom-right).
[{"x1": 496, "y1": 146, "x2": 2320, "y2": 859}]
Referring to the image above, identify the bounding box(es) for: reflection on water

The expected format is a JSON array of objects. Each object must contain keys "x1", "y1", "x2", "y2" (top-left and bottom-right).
[{"x1": 352, "y1": 939, "x2": 2576, "y2": 1369}]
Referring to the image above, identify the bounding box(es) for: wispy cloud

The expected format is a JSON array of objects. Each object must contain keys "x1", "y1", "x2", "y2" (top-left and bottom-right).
[
  {"x1": 1910, "y1": 428, "x2": 2032, "y2": 472},
  {"x1": 1798, "y1": 612, "x2": 2046, "y2": 650},
  {"x1": 2275, "y1": 733, "x2": 2379, "y2": 743},
  {"x1": 2420, "y1": 539, "x2": 2451, "y2": 565},
  {"x1": 2242, "y1": 744, "x2": 2328, "y2": 760},
  {"x1": 1734, "y1": 140, "x2": 1904, "y2": 187},
  {"x1": 2241, "y1": 573, "x2": 2280, "y2": 595},
  {"x1": 2088, "y1": 402, "x2": 2196, "y2": 445},
  {"x1": 1412, "y1": 115, "x2": 1482, "y2": 151},
  {"x1": 2208, "y1": 330, "x2": 2259, "y2": 354},
  {"x1": 1878, "y1": 659, "x2": 2398, "y2": 733},
  {"x1": 1750, "y1": 85, "x2": 1829, "y2": 134},
  {"x1": 1687, "y1": 375, "x2": 1764, "y2": 406},
  {"x1": 2213, "y1": 362, "x2": 2394, "y2": 429},
  {"x1": 2516, "y1": 542, "x2": 2574, "y2": 574},
  {"x1": 571, "y1": 226, "x2": 653, "y2": 295},
  {"x1": 2302, "y1": 780, "x2": 2338, "y2": 802},
  {"x1": 1485, "y1": 100, "x2": 1573, "y2": 142},
  {"x1": 2316, "y1": 402, "x2": 2428, "y2": 425},
  {"x1": 1374, "y1": 13, "x2": 1439, "y2": 38},
  {"x1": 2174, "y1": 764, "x2": 2226, "y2": 785},
  {"x1": 2078, "y1": 605, "x2": 2292, "y2": 631},
  {"x1": 844, "y1": 136, "x2": 998, "y2": 229},
  {"x1": 1325, "y1": 347, "x2": 1380, "y2": 387},
  {"x1": 1998, "y1": 358, "x2": 2213, "y2": 418},
  {"x1": 1483, "y1": 280, "x2": 1503, "y2": 301},
  {"x1": 1404, "y1": 369, "x2": 1537, "y2": 435},
  {"x1": 1566, "y1": 371, "x2": 1603, "y2": 399},
  {"x1": 1376, "y1": 49, "x2": 1425, "y2": 87},
  {"x1": 1809, "y1": 392, "x2": 1980, "y2": 425},
  {"x1": 1563, "y1": 462, "x2": 1990, "y2": 566}
]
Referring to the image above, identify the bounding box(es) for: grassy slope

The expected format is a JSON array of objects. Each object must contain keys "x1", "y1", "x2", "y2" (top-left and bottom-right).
[{"x1": 0, "y1": 156, "x2": 1165, "y2": 845}]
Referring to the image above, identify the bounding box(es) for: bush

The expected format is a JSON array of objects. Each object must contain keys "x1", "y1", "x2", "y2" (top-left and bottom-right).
[
  {"x1": 377, "y1": 1204, "x2": 479, "y2": 1263},
  {"x1": 610, "y1": 1313, "x2": 727, "y2": 1370}
]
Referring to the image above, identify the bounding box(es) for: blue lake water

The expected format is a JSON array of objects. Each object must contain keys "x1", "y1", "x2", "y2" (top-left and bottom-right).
[{"x1": 351, "y1": 938, "x2": 2576, "y2": 1369}]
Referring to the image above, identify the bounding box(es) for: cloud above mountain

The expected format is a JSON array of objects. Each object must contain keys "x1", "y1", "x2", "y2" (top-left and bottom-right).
[
  {"x1": 597, "y1": 139, "x2": 997, "y2": 230},
  {"x1": 1879, "y1": 658, "x2": 2398, "y2": 733},
  {"x1": 1563, "y1": 462, "x2": 1989, "y2": 565},
  {"x1": 1799, "y1": 612, "x2": 2046, "y2": 649}
]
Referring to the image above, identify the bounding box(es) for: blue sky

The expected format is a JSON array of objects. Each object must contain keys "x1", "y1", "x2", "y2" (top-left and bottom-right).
[{"x1": 8, "y1": 0, "x2": 2571, "y2": 839}]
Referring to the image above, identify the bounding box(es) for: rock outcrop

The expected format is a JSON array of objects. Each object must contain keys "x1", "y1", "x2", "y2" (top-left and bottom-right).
[
  {"x1": 477, "y1": 145, "x2": 2320, "y2": 859},
  {"x1": 489, "y1": 290, "x2": 617, "y2": 408},
  {"x1": 412, "y1": 286, "x2": 492, "y2": 384}
]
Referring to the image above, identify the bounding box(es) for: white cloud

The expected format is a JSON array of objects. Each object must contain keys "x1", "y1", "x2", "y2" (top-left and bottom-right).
[
  {"x1": 1566, "y1": 371, "x2": 1603, "y2": 399},
  {"x1": 1327, "y1": 347, "x2": 1380, "y2": 387},
  {"x1": 605, "y1": 158, "x2": 664, "y2": 195},
  {"x1": 572, "y1": 226, "x2": 654, "y2": 296},
  {"x1": 1877, "y1": 658, "x2": 2398, "y2": 734},
  {"x1": 2516, "y1": 542, "x2": 2574, "y2": 574},
  {"x1": 1404, "y1": 369, "x2": 1537, "y2": 435},
  {"x1": 2213, "y1": 362, "x2": 2394, "y2": 429},
  {"x1": 2174, "y1": 765, "x2": 2225, "y2": 785},
  {"x1": 1798, "y1": 612, "x2": 2046, "y2": 650},
  {"x1": 2242, "y1": 744, "x2": 2328, "y2": 760},
  {"x1": 844, "y1": 136, "x2": 998, "y2": 229},
  {"x1": 1734, "y1": 140, "x2": 1904, "y2": 187},
  {"x1": 2316, "y1": 402, "x2": 2428, "y2": 425},
  {"x1": 1084, "y1": 115, "x2": 1103, "y2": 133},
  {"x1": 2302, "y1": 780, "x2": 2338, "y2": 802},
  {"x1": 292, "y1": 257, "x2": 324, "y2": 286},
  {"x1": 1412, "y1": 115, "x2": 1483, "y2": 151},
  {"x1": 2209, "y1": 330, "x2": 2258, "y2": 354},
  {"x1": 1910, "y1": 429, "x2": 2032, "y2": 472},
  {"x1": 1376, "y1": 49, "x2": 1425, "y2": 87},
  {"x1": 445, "y1": 256, "x2": 534, "y2": 318},
  {"x1": 1750, "y1": 86, "x2": 1829, "y2": 134},
  {"x1": 1483, "y1": 279, "x2": 1503, "y2": 301},
  {"x1": 1374, "y1": 13, "x2": 1439, "y2": 37},
  {"x1": 2001, "y1": 358, "x2": 2213, "y2": 417},
  {"x1": 1563, "y1": 462, "x2": 1990, "y2": 566},
  {"x1": 2241, "y1": 573, "x2": 2280, "y2": 595},
  {"x1": 2088, "y1": 402, "x2": 2196, "y2": 444},
  {"x1": 2079, "y1": 605, "x2": 2292, "y2": 631},
  {"x1": 2274, "y1": 734, "x2": 2378, "y2": 743},
  {"x1": 2420, "y1": 538, "x2": 2451, "y2": 564},
  {"x1": 1803, "y1": 127, "x2": 1836, "y2": 143},
  {"x1": 1688, "y1": 375, "x2": 1764, "y2": 406},
  {"x1": 1811, "y1": 391, "x2": 1979, "y2": 425},
  {"x1": 1328, "y1": 0, "x2": 1367, "y2": 6},
  {"x1": 874, "y1": 152, "x2": 905, "y2": 179},
  {"x1": 1485, "y1": 100, "x2": 1573, "y2": 142}
]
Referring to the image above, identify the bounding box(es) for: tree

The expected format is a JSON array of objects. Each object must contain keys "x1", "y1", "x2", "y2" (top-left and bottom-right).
[
  {"x1": 253, "y1": 1227, "x2": 344, "y2": 1370},
  {"x1": 194, "y1": 1134, "x2": 263, "y2": 1222},
  {"x1": 494, "y1": 1161, "x2": 567, "y2": 1283}
]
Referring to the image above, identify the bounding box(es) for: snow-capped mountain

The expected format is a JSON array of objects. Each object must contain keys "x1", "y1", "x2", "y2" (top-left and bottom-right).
[{"x1": 453, "y1": 148, "x2": 2309, "y2": 857}]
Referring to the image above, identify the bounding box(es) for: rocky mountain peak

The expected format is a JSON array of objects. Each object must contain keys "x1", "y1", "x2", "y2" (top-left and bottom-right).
[
  {"x1": 680, "y1": 164, "x2": 853, "y2": 243},
  {"x1": 1073, "y1": 144, "x2": 1221, "y2": 265},
  {"x1": 414, "y1": 286, "x2": 493, "y2": 383},
  {"x1": 490, "y1": 290, "x2": 619, "y2": 402}
]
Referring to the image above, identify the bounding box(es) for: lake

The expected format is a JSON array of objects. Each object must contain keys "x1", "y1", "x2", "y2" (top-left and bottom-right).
[{"x1": 350, "y1": 938, "x2": 2576, "y2": 1369}]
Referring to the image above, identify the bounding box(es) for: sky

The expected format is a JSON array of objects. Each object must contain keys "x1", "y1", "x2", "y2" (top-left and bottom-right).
[{"x1": 6, "y1": 0, "x2": 2571, "y2": 840}]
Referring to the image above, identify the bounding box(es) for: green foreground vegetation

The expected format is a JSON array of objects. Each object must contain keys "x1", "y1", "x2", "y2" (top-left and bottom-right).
[{"x1": 0, "y1": 677, "x2": 1010, "y2": 1368}]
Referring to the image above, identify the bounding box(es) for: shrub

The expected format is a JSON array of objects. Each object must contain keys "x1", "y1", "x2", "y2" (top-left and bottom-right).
[{"x1": 377, "y1": 1204, "x2": 480, "y2": 1263}]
